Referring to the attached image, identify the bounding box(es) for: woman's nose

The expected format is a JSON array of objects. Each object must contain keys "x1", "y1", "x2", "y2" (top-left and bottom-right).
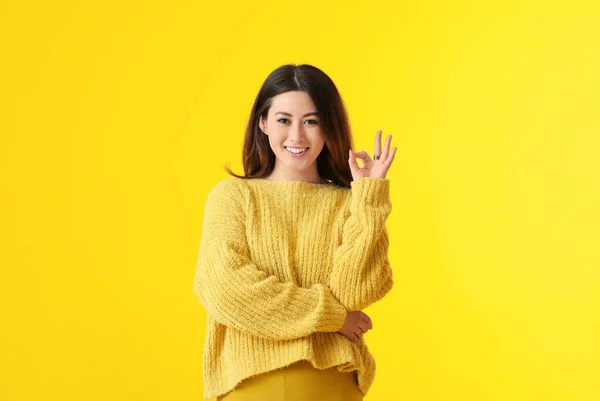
[{"x1": 288, "y1": 122, "x2": 305, "y2": 139}]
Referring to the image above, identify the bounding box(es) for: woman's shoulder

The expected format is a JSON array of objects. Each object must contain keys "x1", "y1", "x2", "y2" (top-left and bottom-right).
[
  {"x1": 210, "y1": 176, "x2": 242, "y2": 191},
  {"x1": 204, "y1": 177, "x2": 249, "y2": 208},
  {"x1": 210, "y1": 176, "x2": 261, "y2": 192}
]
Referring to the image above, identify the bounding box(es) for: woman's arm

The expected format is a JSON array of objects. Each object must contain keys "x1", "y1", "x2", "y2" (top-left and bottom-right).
[
  {"x1": 192, "y1": 179, "x2": 348, "y2": 340},
  {"x1": 328, "y1": 177, "x2": 394, "y2": 311}
]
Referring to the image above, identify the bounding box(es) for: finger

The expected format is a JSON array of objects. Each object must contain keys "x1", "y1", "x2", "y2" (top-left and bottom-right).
[
  {"x1": 362, "y1": 313, "x2": 373, "y2": 330},
  {"x1": 357, "y1": 320, "x2": 369, "y2": 333},
  {"x1": 381, "y1": 134, "x2": 392, "y2": 162},
  {"x1": 384, "y1": 147, "x2": 398, "y2": 167},
  {"x1": 348, "y1": 149, "x2": 361, "y2": 174},
  {"x1": 353, "y1": 150, "x2": 371, "y2": 160},
  {"x1": 361, "y1": 150, "x2": 372, "y2": 163},
  {"x1": 374, "y1": 130, "x2": 383, "y2": 160}
]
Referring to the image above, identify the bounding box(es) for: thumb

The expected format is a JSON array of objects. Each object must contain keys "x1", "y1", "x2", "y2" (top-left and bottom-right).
[{"x1": 348, "y1": 149, "x2": 360, "y2": 173}]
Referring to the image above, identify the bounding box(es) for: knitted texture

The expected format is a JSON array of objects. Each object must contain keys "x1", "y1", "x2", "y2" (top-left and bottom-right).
[{"x1": 193, "y1": 176, "x2": 393, "y2": 400}]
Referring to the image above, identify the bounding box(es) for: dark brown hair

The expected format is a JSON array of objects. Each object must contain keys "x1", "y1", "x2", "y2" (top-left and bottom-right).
[{"x1": 224, "y1": 63, "x2": 355, "y2": 188}]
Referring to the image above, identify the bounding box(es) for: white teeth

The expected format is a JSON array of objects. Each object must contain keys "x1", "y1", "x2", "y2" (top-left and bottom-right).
[{"x1": 285, "y1": 147, "x2": 308, "y2": 154}]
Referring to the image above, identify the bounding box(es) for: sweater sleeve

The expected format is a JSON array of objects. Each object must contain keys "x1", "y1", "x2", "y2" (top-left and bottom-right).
[
  {"x1": 329, "y1": 177, "x2": 394, "y2": 311},
  {"x1": 192, "y1": 178, "x2": 348, "y2": 340}
]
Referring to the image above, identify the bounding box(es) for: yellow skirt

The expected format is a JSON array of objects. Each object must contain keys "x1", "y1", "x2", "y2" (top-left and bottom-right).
[{"x1": 216, "y1": 360, "x2": 363, "y2": 401}]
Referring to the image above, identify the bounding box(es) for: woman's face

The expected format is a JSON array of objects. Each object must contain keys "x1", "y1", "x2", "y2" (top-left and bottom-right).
[{"x1": 259, "y1": 91, "x2": 326, "y2": 175}]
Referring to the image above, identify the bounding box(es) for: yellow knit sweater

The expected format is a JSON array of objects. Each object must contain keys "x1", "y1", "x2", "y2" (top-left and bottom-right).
[{"x1": 192, "y1": 176, "x2": 393, "y2": 400}]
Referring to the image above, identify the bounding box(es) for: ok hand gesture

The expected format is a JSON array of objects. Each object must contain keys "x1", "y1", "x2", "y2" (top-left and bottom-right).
[{"x1": 348, "y1": 130, "x2": 397, "y2": 181}]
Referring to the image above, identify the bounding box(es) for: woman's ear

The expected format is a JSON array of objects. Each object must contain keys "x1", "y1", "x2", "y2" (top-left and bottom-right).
[{"x1": 259, "y1": 116, "x2": 267, "y2": 135}]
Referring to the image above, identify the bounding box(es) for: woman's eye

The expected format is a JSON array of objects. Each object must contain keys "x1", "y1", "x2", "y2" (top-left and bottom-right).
[{"x1": 276, "y1": 118, "x2": 319, "y2": 125}]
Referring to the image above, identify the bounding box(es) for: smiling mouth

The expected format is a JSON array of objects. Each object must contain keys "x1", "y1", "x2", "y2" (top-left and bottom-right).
[{"x1": 285, "y1": 146, "x2": 309, "y2": 154}]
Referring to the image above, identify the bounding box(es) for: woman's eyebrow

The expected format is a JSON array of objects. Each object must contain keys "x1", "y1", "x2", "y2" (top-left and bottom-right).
[{"x1": 275, "y1": 111, "x2": 319, "y2": 117}]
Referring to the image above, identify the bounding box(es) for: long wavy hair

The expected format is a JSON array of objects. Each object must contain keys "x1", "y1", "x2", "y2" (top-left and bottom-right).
[{"x1": 224, "y1": 64, "x2": 356, "y2": 188}]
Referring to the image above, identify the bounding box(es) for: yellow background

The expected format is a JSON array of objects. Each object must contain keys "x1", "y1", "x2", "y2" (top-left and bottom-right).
[{"x1": 2, "y1": 0, "x2": 599, "y2": 400}]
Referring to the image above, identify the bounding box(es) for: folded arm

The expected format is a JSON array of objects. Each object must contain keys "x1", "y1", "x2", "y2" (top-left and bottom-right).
[{"x1": 193, "y1": 179, "x2": 348, "y2": 340}]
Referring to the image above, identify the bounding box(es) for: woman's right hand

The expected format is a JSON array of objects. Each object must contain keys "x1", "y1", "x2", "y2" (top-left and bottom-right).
[{"x1": 337, "y1": 310, "x2": 373, "y2": 343}]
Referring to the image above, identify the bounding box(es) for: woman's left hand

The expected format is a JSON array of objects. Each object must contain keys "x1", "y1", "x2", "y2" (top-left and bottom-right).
[{"x1": 348, "y1": 130, "x2": 398, "y2": 181}]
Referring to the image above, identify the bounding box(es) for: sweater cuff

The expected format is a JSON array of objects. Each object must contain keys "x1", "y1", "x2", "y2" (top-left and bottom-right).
[
  {"x1": 315, "y1": 290, "x2": 348, "y2": 333},
  {"x1": 350, "y1": 177, "x2": 391, "y2": 207}
]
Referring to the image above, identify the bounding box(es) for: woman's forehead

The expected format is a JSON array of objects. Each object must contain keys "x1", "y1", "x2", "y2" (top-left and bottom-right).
[{"x1": 270, "y1": 90, "x2": 316, "y2": 112}]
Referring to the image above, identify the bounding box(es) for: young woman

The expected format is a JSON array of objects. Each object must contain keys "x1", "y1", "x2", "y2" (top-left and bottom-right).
[{"x1": 193, "y1": 63, "x2": 397, "y2": 401}]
